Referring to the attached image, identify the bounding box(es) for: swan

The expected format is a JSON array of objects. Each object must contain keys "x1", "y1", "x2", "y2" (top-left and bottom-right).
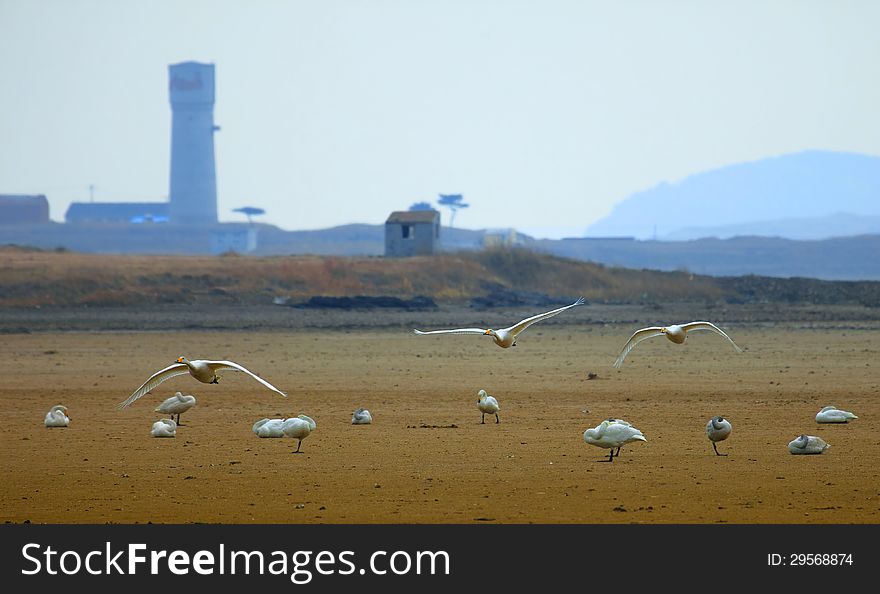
[
  {"x1": 613, "y1": 321, "x2": 742, "y2": 368},
  {"x1": 604, "y1": 418, "x2": 632, "y2": 456},
  {"x1": 150, "y1": 418, "x2": 177, "y2": 437},
  {"x1": 788, "y1": 434, "x2": 830, "y2": 454},
  {"x1": 414, "y1": 297, "x2": 585, "y2": 348},
  {"x1": 583, "y1": 419, "x2": 646, "y2": 462},
  {"x1": 154, "y1": 392, "x2": 197, "y2": 425},
  {"x1": 351, "y1": 408, "x2": 373, "y2": 425},
  {"x1": 477, "y1": 389, "x2": 500, "y2": 424},
  {"x1": 44, "y1": 405, "x2": 70, "y2": 427},
  {"x1": 706, "y1": 416, "x2": 732, "y2": 456},
  {"x1": 252, "y1": 418, "x2": 285, "y2": 438},
  {"x1": 282, "y1": 414, "x2": 317, "y2": 453},
  {"x1": 815, "y1": 406, "x2": 858, "y2": 424},
  {"x1": 118, "y1": 356, "x2": 287, "y2": 409}
]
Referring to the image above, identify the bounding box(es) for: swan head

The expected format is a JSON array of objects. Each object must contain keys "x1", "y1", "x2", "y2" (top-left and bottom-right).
[
  {"x1": 484, "y1": 329, "x2": 494, "y2": 336},
  {"x1": 477, "y1": 389, "x2": 488, "y2": 400},
  {"x1": 177, "y1": 356, "x2": 188, "y2": 364}
]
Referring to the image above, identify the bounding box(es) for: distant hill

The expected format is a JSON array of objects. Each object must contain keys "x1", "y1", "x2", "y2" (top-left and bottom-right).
[
  {"x1": 664, "y1": 212, "x2": 880, "y2": 240},
  {"x1": 537, "y1": 234, "x2": 880, "y2": 281},
  {"x1": 586, "y1": 150, "x2": 880, "y2": 239}
]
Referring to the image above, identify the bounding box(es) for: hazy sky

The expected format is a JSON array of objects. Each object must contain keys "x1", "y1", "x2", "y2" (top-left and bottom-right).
[{"x1": 2, "y1": 0, "x2": 879, "y2": 238}]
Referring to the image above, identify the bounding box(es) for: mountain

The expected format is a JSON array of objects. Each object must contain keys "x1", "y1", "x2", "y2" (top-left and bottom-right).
[
  {"x1": 586, "y1": 150, "x2": 880, "y2": 239},
  {"x1": 664, "y1": 212, "x2": 880, "y2": 241}
]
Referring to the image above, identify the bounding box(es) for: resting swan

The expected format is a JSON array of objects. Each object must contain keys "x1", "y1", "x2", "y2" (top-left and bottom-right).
[
  {"x1": 44, "y1": 405, "x2": 70, "y2": 427},
  {"x1": 706, "y1": 416, "x2": 732, "y2": 456},
  {"x1": 154, "y1": 392, "x2": 197, "y2": 425},
  {"x1": 477, "y1": 390, "x2": 500, "y2": 424},
  {"x1": 815, "y1": 406, "x2": 858, "y2": 424},
  {"x1": 150, "y1": 418, "x2": 177, "y2": 437},
  {"x1": 282, "y1": 415, "x2": 317, "y2": 453},
  {"x1": 252, "y1": 418, "x2": 285, "y2": 438},
  {"x1": 351, "y1": 408, "x2": 373, "y2": 425},
  {"x1": 788, "y1": 434, "x2": 830, "y2": 454},
  {"x1": 583, "y1": 419, "x2": 646, "y2": 462}
]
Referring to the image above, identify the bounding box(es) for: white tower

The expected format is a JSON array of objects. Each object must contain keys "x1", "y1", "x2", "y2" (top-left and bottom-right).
[{"x1": 168, "y1": 61, "x2": 218, "y2": 224}]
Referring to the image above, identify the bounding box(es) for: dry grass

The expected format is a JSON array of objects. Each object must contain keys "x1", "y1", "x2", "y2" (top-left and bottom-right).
[{"x1": 1, "y1": 245, "x2": 875, "y2": 308}]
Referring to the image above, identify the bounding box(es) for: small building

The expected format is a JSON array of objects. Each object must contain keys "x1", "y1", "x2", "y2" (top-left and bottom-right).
[
  {"x1": 65, "y1": 202, "x2": 169, "y2": 224},
  {"x1": 483, "y1": 228, "x2": 526, "y2": 248},
  {"x1": 385, "y1": 210, "x2": 440, "y2": 257},
  {"x1": 211, "y1": 226, "x2": 258, "y2": 254},
  {"x1": 0, "y1": 194, "x2": 50, "y2": 225}
]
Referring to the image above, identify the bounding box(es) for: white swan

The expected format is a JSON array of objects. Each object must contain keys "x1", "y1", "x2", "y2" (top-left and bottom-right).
[
  {"x1": 815, "y1": 406, "x2": 858, "y2": 424},
  {"x1": 583, "y1": 419, "x2": 646, "y2": 462},
  {"x1": 706, "y1": 416, "x2": 732, "y2": 456},
  {"x1": 44, "y1": 405, "x2": 70, "y2": 427},
  {"x1": 414, "y1": 297, "x2": 585, "y2": 348},
  {"x1": 282, "y1": 414, "x2": 317, "y2": 453},
  {"x1": 154, "y1": 391, "x2": 197, "y2": 425},
  {"x1": 119, "y1": 356, "x2": 287, "y2": 409},
  {"x1": 477, "y1": 389, "x2": 500, "y2": 424},
  {"x1": 150, "y1": 418, "x2": 177, "y2": 437},
  {"x1": 788, "y1": 434, "x2": 830, "y2": 455},
  {"x1": 252, "y1": 418, "x2": 285, "y2": 438},
  {"x1": 351, "y1": 408, "x2": 373, "y2": 425},
  {"x1": 613, "y1": 321, "x2": 742, "y2": 368}
]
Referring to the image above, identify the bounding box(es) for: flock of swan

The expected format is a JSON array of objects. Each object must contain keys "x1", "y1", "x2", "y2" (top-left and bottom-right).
[{"x1": 41, "y1": 299, "x2": 861, "y2": 462}]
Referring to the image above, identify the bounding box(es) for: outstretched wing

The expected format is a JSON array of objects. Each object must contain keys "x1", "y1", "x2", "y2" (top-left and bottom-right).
[
  {"x1": 413, "y1": 328, "x2": 488, "y2": 336},
  {"x1": 681, "y1": 322, "x2": 743, "y2": 352},
  {"x1": 613, "y1": 327, "x2": 665, "y2": 368},
  {"x1": 206, "y1": 360, "x2": 288, "y2": 397},
  {"x1": 118, "y1": 363, "x2": 189, "y2": 409},
  {"x1": 506, "y1": 297, "x2": 586, "y2": 336}
]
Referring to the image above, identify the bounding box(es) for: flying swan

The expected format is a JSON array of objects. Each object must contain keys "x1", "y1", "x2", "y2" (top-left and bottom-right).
[
  {"x1": 118, "y1": 357, "x2": 287, "y2": 409},
  {"x1": 613, "y1": 321, "x2": 742, "y2": 368},
  {"x1": 414, "y1": 297, "x2": 585, "y2": 348}
]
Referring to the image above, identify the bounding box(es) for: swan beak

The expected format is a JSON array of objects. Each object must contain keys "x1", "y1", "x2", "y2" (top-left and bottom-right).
[
  {"x1": 484, "y1": 330, "x2": 491, "y2": 335},
  {"x1": 176, "y1": 357, "x2": 185, "y2": 363}
]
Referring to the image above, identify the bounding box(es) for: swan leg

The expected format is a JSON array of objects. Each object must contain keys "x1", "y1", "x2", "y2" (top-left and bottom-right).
[
  {"x1": 211, "y1": 377, "x2": 219, "y2": 384},
  {"x1": 495, "y1": 413, "x2": 500, "y2": 424},
  {"x1": 176, "y1": 413, "x2": 186, "y2": 426},
  {"x1": 713, "y1": 443, "x2": 727, "y2": 456},
  {"x1": 614, "y1": 447, "x2": 621, "y2": 457},
  {"x1": 293, "y1": 439, "x2": 303, "y2": 454},
  {"x1": 604, "y1": 449, "x2": 614, "y2": 462},
  {"x1": 481, "y1": 413, "x2": 485, "y2": 424}
]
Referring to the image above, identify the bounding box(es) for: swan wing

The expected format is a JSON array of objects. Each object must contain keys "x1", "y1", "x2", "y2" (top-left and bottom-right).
[
  {"x1": 205, "y1": 360, "x2": 288, "y2": 397},
  {"x1": 118, "y1": 363, "x2": 189, "y2": 409},
  {"x1": 613, "y1": 327, "x2": 665, "y2": 368},
  {"x1": 505, "y1": 297, "x2": 586, "y2": 336},
  {"x1": 413, "y1": 328, "x2": 488, "y2": 336},
  {"x1": 681, "y1": 322, "x2": 743, "y2": 352}
]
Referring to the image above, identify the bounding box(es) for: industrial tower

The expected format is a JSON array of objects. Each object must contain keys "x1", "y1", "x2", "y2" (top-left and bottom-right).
[{"x1": 168, "y1": 61, "x2": 218, "y2": 224}]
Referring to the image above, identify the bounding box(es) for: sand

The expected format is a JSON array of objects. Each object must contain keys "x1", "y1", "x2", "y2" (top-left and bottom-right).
[{"x1": 2, "y1": 311, "x2": 879, "y2": 524}]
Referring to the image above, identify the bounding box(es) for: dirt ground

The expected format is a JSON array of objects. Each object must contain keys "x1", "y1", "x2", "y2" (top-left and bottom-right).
[{"x1": 1, "y1": 308, "x2": 879, "y2": 524}]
